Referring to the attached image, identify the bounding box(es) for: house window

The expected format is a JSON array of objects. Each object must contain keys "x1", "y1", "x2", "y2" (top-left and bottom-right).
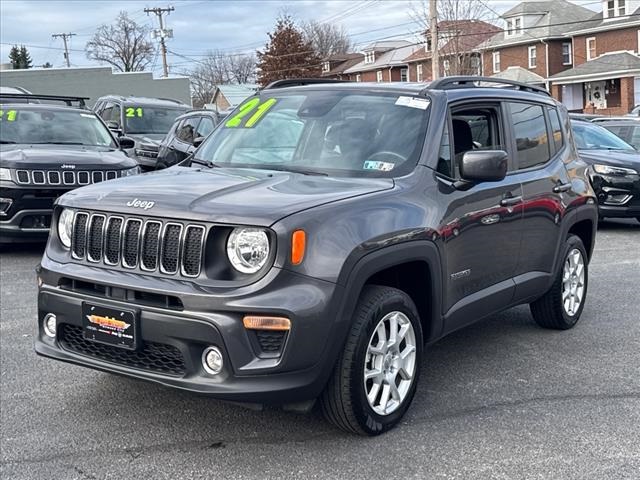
[
  {"x1": 443, "y1": 59, "x2": 450, "y2": 75},
  {"x1": 506, "y1": 19, "x2": 513, "y2": 36},
  {"x1": 528, "y1": 45, "x2": 537, "y2": 68},
  {"x1": 400, "y1": 68, "x2": 408, "y2": 82},
  {"x1": 376, "y1": 70, "x2": 383, "y2": 82},
  {"x1": 417, "y1": 64, "x2": 423, "y2": 82},
  {"x1": 515, "y1": 17, "x2": 522, "y2": 34},
  {"x1": 322, "y1": 61, "x2": 330, "y2": 73},
  {"x1": 356, "y1": 74, "x2": 361, "y2": 82},
  {"x1": 607, "y1": 0, "x2": 615, "y2": 17},
  {"x1": 493, "y1": 51, "x2": 500, "y2": 73},
  {"x1": 605, "y1": 0, "x2": 626, "y2": 18},
  {"x1": 619, "y1": 0, "x2": 626, "y2": 15},
  {"x1": 562, "y1": 42, "x2": 572, "y2": 65},
  {"x1": 425, "y1": 37, "x2": 432, "y2": 52},
  {"x1": 365, "y1": 52, "x2": 375, "y2": 64},
  {"x1": 586, "y1": 37, "x2": 596, "y2": 60}
]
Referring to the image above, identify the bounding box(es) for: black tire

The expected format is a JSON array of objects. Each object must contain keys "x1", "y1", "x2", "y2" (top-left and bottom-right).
[
  {"x1": 320, "y1": 285, "x2": 423, "y2": 436},
  {"x1": 530, "y1": 234, "x2": 588, "y2": 330}
]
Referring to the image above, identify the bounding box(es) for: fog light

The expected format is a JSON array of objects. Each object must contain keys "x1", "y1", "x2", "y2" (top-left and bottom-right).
[
  {"x1": 202, "y1": 346, "x2": 223, "y2": 375},
  {"x1": 0, "y1": 198, "x2": 12, "y2": 217},
  {"x1": 43, "y1": 313, "x2": 57, "y2": 338}
]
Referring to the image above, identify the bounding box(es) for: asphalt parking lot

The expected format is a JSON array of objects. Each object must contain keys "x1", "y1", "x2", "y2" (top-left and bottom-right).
[{"x1": 1, "y1": 219, "x2": 639, "y2": 480}]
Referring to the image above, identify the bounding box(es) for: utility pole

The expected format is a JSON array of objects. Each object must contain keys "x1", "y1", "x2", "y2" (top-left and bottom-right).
[
  {"x1": 145, "y1": 6, "x2": 174, "y2": 77},
  {"x1": 52, "y1": 33, "x2": 75, "y2": 67},
  {"x1": 429, "y1": 0, "x2": 439, "y2": 80}
]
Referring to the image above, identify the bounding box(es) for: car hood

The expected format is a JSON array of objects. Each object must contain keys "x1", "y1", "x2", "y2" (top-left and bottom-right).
[
  {"x1": 58, "y1": 166, "x2": 395, "y2": 226},
  {"x1": 0, "y1": 145, "x2": 137, "y2": 170},
  {"x1": 578, "y1": 148, "x2": 640, "y2": 169}
]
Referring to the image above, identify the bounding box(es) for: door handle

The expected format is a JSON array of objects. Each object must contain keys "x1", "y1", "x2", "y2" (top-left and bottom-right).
[
  {"x1": 553, "y1": 182, "x2": 572, "y2": 193},
  {"x1": 500, "y1": 195, "x2": 523, "y2": 207}
]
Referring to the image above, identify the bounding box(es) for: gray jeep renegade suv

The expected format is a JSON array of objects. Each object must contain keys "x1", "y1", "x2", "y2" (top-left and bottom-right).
[{"x1": 36, "y1": 77, "x2": 598, "y2": 435}]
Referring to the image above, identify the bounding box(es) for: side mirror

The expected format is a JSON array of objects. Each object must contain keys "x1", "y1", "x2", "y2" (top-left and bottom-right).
[
  {"x1": 460, "y1": 150, "x2": 508, "y2": 182},
  {"x1": 192, "y1": 136, "x2": 205, "y2": 148},
  {"x1": 118, "y1": 136, "x2": 136, "y2": 149}
]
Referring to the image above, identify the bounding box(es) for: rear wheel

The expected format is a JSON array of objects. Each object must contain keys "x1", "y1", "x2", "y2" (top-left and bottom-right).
[
  {"x1": 320, "y1": 285, "x2": 423, "y2": 435},
  {"x1": 530, "y1": 235, "x2": 588, "y2": 329}
]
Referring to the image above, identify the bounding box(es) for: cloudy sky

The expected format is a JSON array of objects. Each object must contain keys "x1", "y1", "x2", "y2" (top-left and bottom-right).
[{"x1": 1, "y1": 0, "x2": 600, "y2": 76}]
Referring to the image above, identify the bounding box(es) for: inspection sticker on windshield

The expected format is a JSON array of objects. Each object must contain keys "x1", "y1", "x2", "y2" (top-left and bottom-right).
[
  {"x1": 363, "y1": 161, "x2": 395, "y2": 171},
  {"x1": 395, "y1": 96, "x2": 430, "y2": 110}
]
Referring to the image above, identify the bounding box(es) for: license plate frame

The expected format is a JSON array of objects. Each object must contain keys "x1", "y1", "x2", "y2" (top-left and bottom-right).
[{"x1": 82, "y1": 303, "x2": 138, "y2": 350}]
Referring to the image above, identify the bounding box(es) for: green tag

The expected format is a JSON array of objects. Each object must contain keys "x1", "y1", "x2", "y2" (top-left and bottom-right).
[
  {"x1": 125, "y1": 107, "x2": 143, "y2": 118},
  {"x1": 225, "y1": 98, "x2": 277, "y2": 128},
  {"x1": 0, "y1": 110, "x2": 17, "y2": 121}
]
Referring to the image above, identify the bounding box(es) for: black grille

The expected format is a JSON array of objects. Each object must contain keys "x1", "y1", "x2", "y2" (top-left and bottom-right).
[
  {"x1": 182, "y1": 226, "x2": 204, "y2": 276},
  {"x1": 141, "y1": 222, "x2": 161, "y2": 270},
  {"x1": 104, "y1": 217, "x2": 123, "y2": 264},
  {"x1": 123, "y1": 220, "x2": 142, "y2": 267},
  {"x1": 87, "y1": 215, "x2": 105, "y2": 261},
  {"x1": 92, "y1": 171, "x2": 103, "y2": 183},
  {"x1": 48, "y1": 171, "x2": 61, "y2": 184},
  {"x1": 161, "y1": 224, "x2": 181, "y2": 273},
  {"x1": 72, "y1": 213, "x2": 89, "y2": 258},
  {"x1": 256, "y1": 330, "x2": 286, "y2": 353},
  {"x1": 60, "y1": 324, "x2": 186, "y2": 376},
  {"x1": 63, "y1": 171, "x2": 75, "y2": 184},
  {"x1": 32, "y1": 171, "x2": 45, "y2": 183},
  {"x1": 71, "y1": 212, "x2": 206, "y2": 278},
  {"x1": 17, "y1": 170, "x2": 29, "y2": 183},
  {"x1": 77, "y1": 171, "x2": 90, "y2": 184}
]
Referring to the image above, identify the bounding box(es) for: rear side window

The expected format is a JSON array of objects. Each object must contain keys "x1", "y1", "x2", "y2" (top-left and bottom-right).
[
  {"x1": 508, "y1": 102, "x2": 550, "y2": 169},
  {"x1": 547, "y1": 107, "x2": 563, "y2": 155}
]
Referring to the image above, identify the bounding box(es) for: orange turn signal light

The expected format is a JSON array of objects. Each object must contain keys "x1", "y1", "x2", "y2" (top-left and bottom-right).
[
  {"x1": 291, "y1": 230, "x2": 306, "y2": 265},
  {"x1": 243, "y1": 315, "x2": 291, "y2": 331}
]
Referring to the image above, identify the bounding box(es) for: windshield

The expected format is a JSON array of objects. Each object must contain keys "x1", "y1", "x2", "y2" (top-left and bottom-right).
[
  {"x1": 0, "y1": 108, "x2": 116, "y2": 146},
  {"x1": 572, "y1": 121, "x2": 636, "y2": 151},
  {"x1": 195, "y1": 91, "x2": 430, "y2": 177},
  {"x1": 124, "y1": 105, "x2": 188, "y2": 135}
]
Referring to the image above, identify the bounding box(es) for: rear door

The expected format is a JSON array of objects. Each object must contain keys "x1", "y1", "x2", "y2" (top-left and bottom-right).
[
  {"x1": 436, "y1": 101, "x2": 524, "y2": 333},
  {"x1": 504, "y1": 102, "x2": 572, "y2": 295}
]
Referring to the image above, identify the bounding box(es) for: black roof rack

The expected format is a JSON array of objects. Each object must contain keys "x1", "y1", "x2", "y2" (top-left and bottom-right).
[
  {"x1": 425, "y1": 76, "x2": 551, "y2": 97},
  {"x1": 0, "y1": 93, "x2": 90, "y2": 108},
  {"x1": 264, "y1": 78, "x2": 352, "y2": 90}
]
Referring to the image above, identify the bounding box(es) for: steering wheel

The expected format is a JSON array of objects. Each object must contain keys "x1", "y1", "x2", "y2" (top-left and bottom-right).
[{"x1": 366, "y1": 151, "x2": 407, "y2": 163}]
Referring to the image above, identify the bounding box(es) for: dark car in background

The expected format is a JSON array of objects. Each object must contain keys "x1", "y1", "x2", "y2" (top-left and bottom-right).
[
  {"x1": 0, "y1": 94, "x2": 139, "y2": 244},
  {"x1": 571, "y1": 120, "x2": 640, "y2": 222},
  {"x1": 596, "y1": 120, "x2": 640, "y2": 151},
  {"x1": 93, "y1": 95, "x2": 189, "y2": 170},
  {"x1": 155, "y1": 109, "x2": 228, "y2": 169}
]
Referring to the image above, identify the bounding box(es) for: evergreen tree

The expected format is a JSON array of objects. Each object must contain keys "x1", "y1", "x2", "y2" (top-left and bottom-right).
[
  {"x1": 8, "y1": 45, "x2": 33, "y2": 69},
  {"x1": 8, "y1": 45, "x2": 20, "y2": 69},
  {"x1": 18, "y1": 45, "x2": 33, "y2": 69},
  {"x1": 256, "y1": 16, "x2": 321, "y2": 87}
]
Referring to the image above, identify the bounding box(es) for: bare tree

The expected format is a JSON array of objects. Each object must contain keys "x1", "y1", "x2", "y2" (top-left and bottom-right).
[
  {"x1": 188, "y1": 51, "x2": 257, "y2": 107},
  {"x1": 86, "y1": 12, "x2": 155, "y2": 72},
  {"x1": 301, "y1": 20, "x2": 352, "y2": 58},
  {"x1": 411, "y1": 0, "x2": 496, "y2": 76}
]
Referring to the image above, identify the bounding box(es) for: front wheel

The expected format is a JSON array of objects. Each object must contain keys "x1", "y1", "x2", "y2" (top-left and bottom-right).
[
  {"x1": 530, "y1": 235, "x2": 589, "y2": 329},
  {"x1": 320, "y1": 285, "x2": 423, "y2": 435}
]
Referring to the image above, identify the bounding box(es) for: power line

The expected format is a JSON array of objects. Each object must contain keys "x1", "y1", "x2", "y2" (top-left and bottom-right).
[
  {"x1": 51, "y1": 33, "x2": 76, "y2": 67},
  {"x1": 145, "y1": 6, "x2": 175, "y2": 77}
]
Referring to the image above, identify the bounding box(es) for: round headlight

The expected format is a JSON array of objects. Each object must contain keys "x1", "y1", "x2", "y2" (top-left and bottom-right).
[
  {"x1": 226, "y1": 228, "x2": 270, "y2": 274},
  {"x1": 58, "y1": 208, "x2": 74, "y2": 249}
]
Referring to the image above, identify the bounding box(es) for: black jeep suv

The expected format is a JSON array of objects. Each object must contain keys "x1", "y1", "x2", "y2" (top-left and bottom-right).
[
  {"x1": 0, "y1": 94, "x2": 139, "y2": 244},
  {"x1": 36, "y1": 78, "x2": 598, "y2": 435}
]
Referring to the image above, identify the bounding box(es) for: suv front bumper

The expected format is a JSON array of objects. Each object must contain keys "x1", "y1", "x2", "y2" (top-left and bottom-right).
[{"x1": 35, "y1": 256, "x2": 347, "y2": 404}]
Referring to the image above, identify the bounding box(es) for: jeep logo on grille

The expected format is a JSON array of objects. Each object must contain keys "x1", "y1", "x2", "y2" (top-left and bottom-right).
[
  {"x1": 61, "y1": 164, "x2": 76, "y2": 169},
  {"x1": 126, "y1": 198, "x2": 155, "y2": 210}
]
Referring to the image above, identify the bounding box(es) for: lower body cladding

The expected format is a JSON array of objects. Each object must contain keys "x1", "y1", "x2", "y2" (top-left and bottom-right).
[
  {"x1": 590, "y1": 172, "x2": 640, "y2": 220},
  {"x1": 35, "y1": 258, "x2": 344, "y2": 405}
]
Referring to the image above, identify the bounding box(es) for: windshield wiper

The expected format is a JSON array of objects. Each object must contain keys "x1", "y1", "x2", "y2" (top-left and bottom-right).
[
  {"x1": 262, "y1": 165, "x2": 328, "y2": 176},
  {"x1": 0, "y1": 140, "x2": 17, "y2": 144},
  {"x1": 190, "y1": 157, "x2": 220, "y2": 168}
]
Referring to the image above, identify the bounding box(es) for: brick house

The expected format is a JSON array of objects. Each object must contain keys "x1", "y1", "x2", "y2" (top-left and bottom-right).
[
  {"x1": 320, "y1": 53, "x2": 363, "y2": 80},
  {"x1": 481, "y1": 0, "x2": 596, "y2": 86},
  {"x1": 342, "y1": 41, "x2": 416, "y2": 82},
  {"x1": 549, "y1": 1, "x2": 640, "y2": 115},
  {"x1": 403, "y1": 20, "x2": 501, "y2": 82}
]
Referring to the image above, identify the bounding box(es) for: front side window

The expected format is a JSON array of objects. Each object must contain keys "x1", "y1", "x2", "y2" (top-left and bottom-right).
[
  {"x1": 0, "y1": 108, "x2": 116, "y2": 147},
  {"x1": 195, "y1": 91, "x2": 430, "y2": 178},
  {"x1": 123, "y1": 105, "x2": 188, "y2": 135},
  {"x1": 175, "y1": 117, "x2": 200, "y2": 143},
  {"x1": 196, "y1": 117, "x2": 215, "y2": 138},
  {"x1": 437, "y1": 120, "x2": 452, "y2": 177},
  {"x1": 508, "y1": 102, "x2": 550, "y2": 170}
]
